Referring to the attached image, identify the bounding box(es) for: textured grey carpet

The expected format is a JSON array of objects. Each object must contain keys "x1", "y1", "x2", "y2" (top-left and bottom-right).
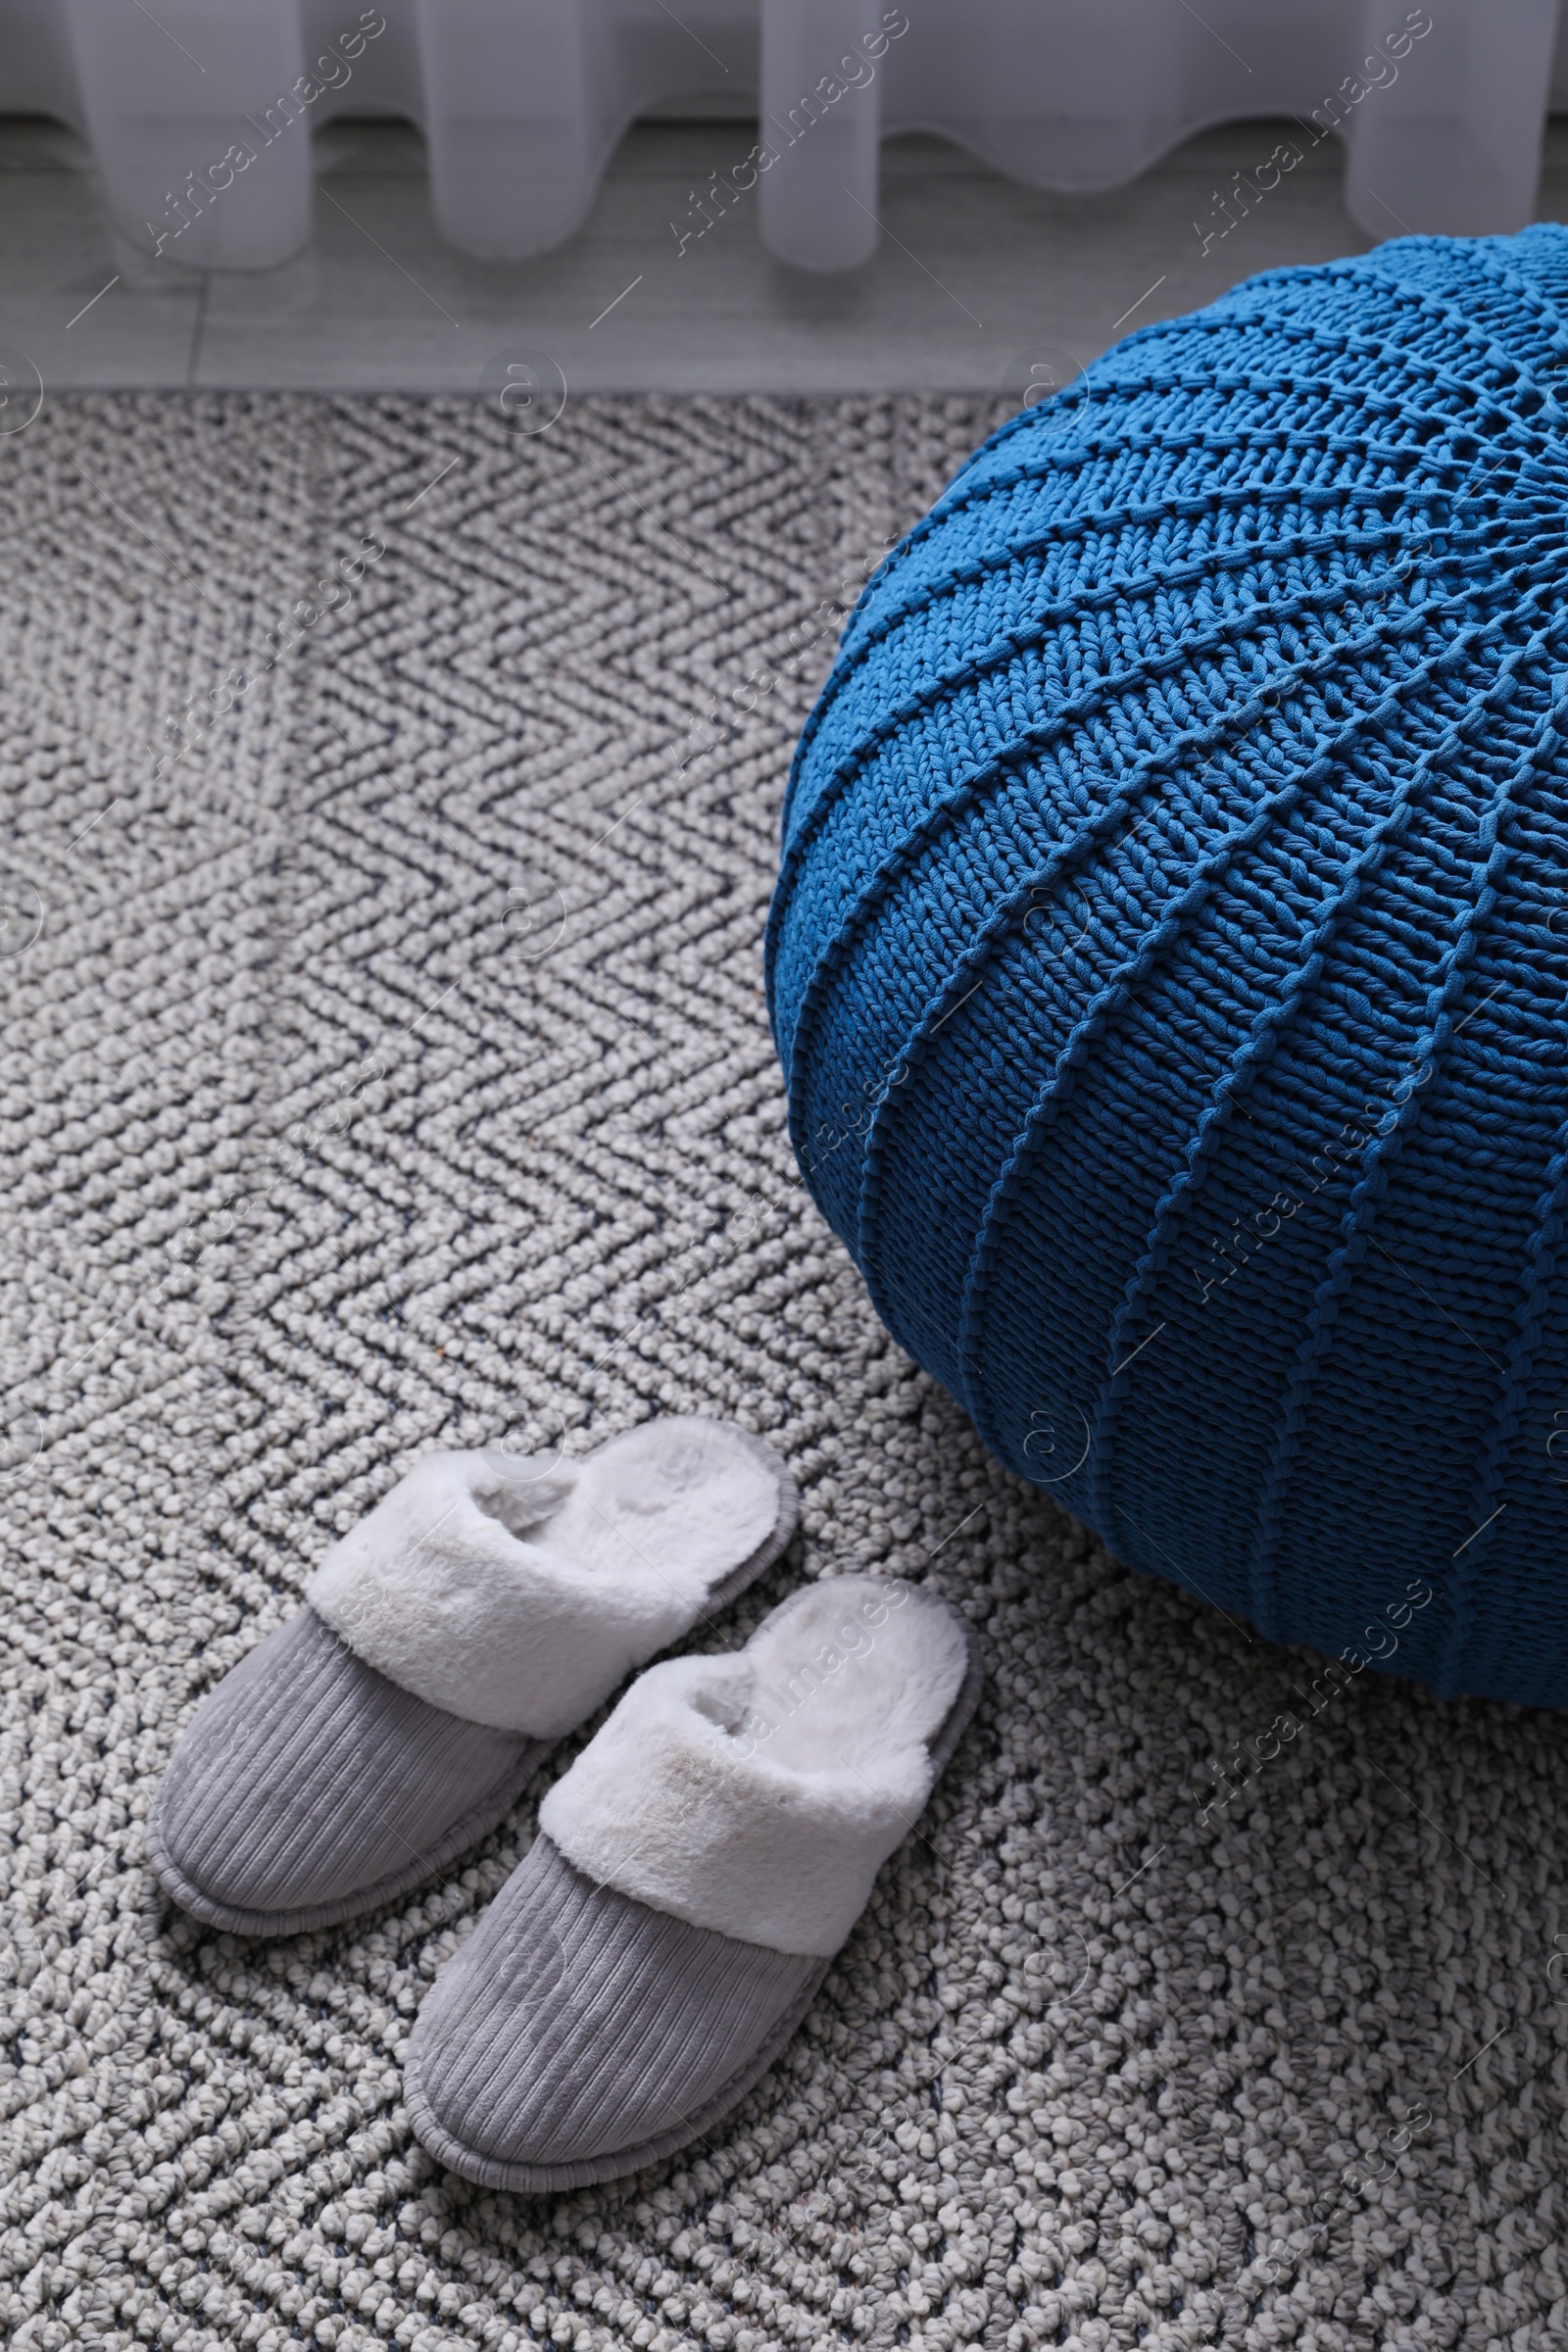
[{"x1": 1, "y1": 393, "x2": 1566, "y2": 2352}]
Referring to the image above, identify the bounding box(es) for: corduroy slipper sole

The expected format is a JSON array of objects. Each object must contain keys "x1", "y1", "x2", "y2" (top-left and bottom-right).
[
  {"x1": 403, "y1": 1576, "x2": 983, "y2": 2189},
  {"x1": 147, "y1": 1419, "x2": 798, "y2": 1936}
]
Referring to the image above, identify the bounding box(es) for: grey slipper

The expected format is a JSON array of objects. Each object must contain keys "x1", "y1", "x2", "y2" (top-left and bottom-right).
[
  {"x1": 147, "y1": 1419, "x2": 798, "y2": 1936},
  {"x1": 403, "y1": 1575, "x2": 983, "y2": 2190}
]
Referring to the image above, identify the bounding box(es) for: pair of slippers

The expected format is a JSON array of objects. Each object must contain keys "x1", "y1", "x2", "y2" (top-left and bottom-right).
[{"x1": 148, "y1": 1417, "x2": 983, "y2": 2189}]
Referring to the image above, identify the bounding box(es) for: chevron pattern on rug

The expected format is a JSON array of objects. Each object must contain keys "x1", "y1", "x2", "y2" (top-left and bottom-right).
[{"x1": 0, "y1": 393, "x2": 1564, "y2": 2352}]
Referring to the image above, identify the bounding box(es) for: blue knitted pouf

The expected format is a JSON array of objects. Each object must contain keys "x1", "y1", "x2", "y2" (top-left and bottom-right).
[{"x1": 767, "y1": 225, "x2": 1568, "y2": 1712}]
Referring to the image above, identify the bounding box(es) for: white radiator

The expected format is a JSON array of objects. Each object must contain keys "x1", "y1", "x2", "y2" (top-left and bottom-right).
[{"x1": 1, "y1": 1, "x2": 1564, "y2": 274}]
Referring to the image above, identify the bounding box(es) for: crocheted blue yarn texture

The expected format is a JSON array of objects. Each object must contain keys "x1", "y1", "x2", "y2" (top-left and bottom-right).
[{"x1": 767, "y1": 225, "x2": 1568, "y2": 1713}]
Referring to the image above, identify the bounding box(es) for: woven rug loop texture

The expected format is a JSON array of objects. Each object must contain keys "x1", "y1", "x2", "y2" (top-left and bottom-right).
[
  {"x1": 767, "y1": 222, "x2": 1568, "y2": 1713},
  {"x1": 1, "y1": 389, "x2": 1565, "y2": 2352}
]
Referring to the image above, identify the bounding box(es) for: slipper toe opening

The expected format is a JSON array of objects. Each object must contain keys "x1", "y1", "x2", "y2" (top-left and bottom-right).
[
  {"x1": 306, "y1": 1421, "x2": 797, "y2": 1741},
  {"x1": 538, "y1": 1575, "x2": 977, "y2": 1960},
  {"x1": 550, "y1": 1417, "x2": 796, "y2": 1602}
]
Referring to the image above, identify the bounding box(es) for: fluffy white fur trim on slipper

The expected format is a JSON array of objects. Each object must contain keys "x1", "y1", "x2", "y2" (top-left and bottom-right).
[
  {"x1": 308, "y1": 1419, "x2": 784, "y2": 1736},
  {"x1": 539, "y1": 1577, "x2": 971, "y2": 1955}
]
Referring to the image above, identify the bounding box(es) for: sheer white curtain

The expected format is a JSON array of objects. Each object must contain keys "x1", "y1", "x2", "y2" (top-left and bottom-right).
[{"x1": 2, "y1": 0, "x2": 1561, "y2": 272}]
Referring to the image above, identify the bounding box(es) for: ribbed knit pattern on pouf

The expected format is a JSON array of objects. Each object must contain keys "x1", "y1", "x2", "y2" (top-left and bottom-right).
[{"x1": 767, "y1": 224, "x2": 1568, "y2": 1712}]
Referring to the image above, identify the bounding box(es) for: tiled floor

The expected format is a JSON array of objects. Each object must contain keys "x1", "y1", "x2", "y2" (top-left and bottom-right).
[{"x1": 8, "y1": 109, "x2": 1568, "y2": 397}]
